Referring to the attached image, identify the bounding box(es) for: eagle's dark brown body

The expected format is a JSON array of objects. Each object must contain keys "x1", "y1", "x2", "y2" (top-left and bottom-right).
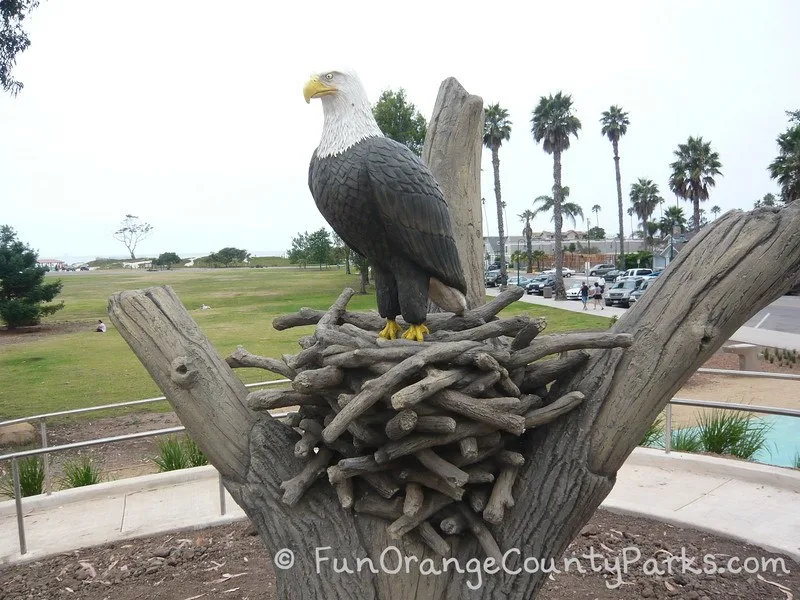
[{"x1": 308, "y1": 136, "x2": 466, "y2": 325}]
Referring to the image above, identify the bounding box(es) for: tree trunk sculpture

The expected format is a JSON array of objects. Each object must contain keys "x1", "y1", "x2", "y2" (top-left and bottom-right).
[
  {"x1": 108, "y1": 203, "x2": 800, "y2": 599},
  {"x1": 422, "y1": 78, "x2": 484, "y2": 310}
]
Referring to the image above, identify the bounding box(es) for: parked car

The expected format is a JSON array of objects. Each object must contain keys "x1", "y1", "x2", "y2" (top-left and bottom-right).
[
  {"x1": 506, "y1": 275, "x2": 532, "y2": 287},
  {"x1": 602, "y1": 270, "x2": 621, "y2": 282},
  {"x1": 484, "y1": 270, "x2": 502, "y2": 287},
  {"x1": 565, "y1": 285, "x2": 582, "y2": 300},
  {"x1": 542, "y1": 267, "x2": 575, "y2": 277},
  {"x1": 526, "y1": 275, "x2": 556, "y2": 295},
  {"x1": 629, "y1": 276, "x2": 657, "y2": 303},
  {"x1": 604, "y1": 278, "x2": 645, "y2": 308},
  {"x1": 588, "y1": 263, "x2": 616, "y2": 277},
  {"x1": 615, "y1": 268, "x2": 653, "y2": 282}
]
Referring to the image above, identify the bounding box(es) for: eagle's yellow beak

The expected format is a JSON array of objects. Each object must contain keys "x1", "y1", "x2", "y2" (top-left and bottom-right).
[{"x1": 303, "y1": 76, "x2": 337, "y2": 104}]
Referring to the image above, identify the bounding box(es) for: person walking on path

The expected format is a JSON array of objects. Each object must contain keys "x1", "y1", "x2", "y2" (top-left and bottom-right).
[
  {"x1": 580, "y1": 282, "x2": 590, "y2": 310},
  {"x1": 592, "y1": 282, "x2": 604, "y2": 310}
]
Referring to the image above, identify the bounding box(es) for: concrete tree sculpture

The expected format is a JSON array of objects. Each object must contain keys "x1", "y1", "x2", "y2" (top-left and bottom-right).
[{"x1": 107, "y1": 78, "x2": 800, "y2": 599}]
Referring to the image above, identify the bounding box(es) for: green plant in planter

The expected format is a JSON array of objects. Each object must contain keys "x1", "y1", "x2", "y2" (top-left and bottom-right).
[
  {"x1": 696, "y1": 410, "x2": 771, "y2": 460},
  {"x1": 670, "y1": 428, "x2": 702, "y2": 452},
  {"x1": 152, "y1": 436, "x2": 188, "y2": 471},
  {"x1": 60, "y1": 457, "x2": 102, "y2": 488},
  {"x1": 0, "y1": 456, "x2": 45, "y2": 498},
  {"x1": 184, "y1": 437, "x2": 208, "y2": 467},
  {"x1": 640, "y1": 413, "x2": 665, "y2": 448}
]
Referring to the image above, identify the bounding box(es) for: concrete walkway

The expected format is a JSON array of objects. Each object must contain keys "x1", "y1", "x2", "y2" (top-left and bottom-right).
[
  {"x1": 1, "y1": 449, "x2": 798, "y2": 565},
  {"x1": 487, "y1": 286, "x2": 800, "y2": 350}
]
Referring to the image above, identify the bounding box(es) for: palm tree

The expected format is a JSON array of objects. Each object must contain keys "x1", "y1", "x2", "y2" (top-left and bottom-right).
[
  {"x1": 660, "y1": 205, "x2": 687, "y2": 238},
  {"x1": 629, "y1": 178, "x2": 662, "y2": 247},
  {"x1": 519, "y1": 210, "x2": 535, "y2": 272},
  {"x1": 532, "y1": 92, "x2": 581, "y2": 300},
  {"x1": 532, "y1": 189, "x2": 585, "y2": 228},
  {"x1": 590, "y1": 204, "x2": 601, "y2": 242},
  {"x1": 600, "y1": 105, "x2": 630, "y2": 270},
  {"x1": 754, "y1": 193, "x2": 779, "y2": 208},
  {"x1": 627, "y1": 207, "x2": 635, "y2": 236},
  {"x1": 668, "y1": 136, "x2": 723, "y2": 230},
  {"x1": 711, "y1": 205, "x2": 721, "y2": 219},
  {"x1": 483, "y1": 104, "x2": 512, "y2": 288},
  {"x1": 768, "y1": 110, "x2": 800, "y2": 204}
]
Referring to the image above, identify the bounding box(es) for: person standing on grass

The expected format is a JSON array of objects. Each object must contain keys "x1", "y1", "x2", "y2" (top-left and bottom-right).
[
  {"x1": 580, "y1": 282, "x2": 590, "y2": 310},
  {"x1": 592, "y1": 282, "x2": 604, "y2": 310}
]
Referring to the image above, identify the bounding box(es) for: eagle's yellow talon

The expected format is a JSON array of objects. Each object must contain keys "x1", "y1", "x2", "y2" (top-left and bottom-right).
[
  {"x1": 378, "y1": 319, "x2": 402, "y2": 340},
  {"x1": 401, "y1": 323, "x2": 429, "y2": 342}
]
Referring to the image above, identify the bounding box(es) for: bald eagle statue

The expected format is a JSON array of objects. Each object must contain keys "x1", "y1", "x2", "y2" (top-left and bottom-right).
[{"x1": 304, "y1": 70, "x2": 467, "y2": 341}]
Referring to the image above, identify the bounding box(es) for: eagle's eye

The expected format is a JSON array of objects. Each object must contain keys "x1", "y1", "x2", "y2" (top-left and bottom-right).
[{"x1": 325, "y1": 73, "x2": 334, "y2": 81}]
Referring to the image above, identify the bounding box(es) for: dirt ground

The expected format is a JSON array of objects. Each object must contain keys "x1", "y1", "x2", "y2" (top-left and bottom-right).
[
  {"x1": 0, "y1": 321, "x2": 101, "y2": 345},
  {"x1": 0, "y1": 511, "x2": 796, "y2": 600}
]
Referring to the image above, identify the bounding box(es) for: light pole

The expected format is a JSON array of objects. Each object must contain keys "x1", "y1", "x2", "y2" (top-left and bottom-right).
[{"x1": 516, "y1": 239, "x2": 521, "y2": 282}]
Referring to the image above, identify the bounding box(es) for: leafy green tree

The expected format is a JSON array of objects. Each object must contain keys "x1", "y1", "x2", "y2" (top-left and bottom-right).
[
  {"x1": 600, "y1": 105, "x2": 630, "y2": 273},
  {"x1": 668, "y1": 136, "x2": 723, "y2": 231},
  {"x1": 351, "y1": 252, "x2": 370, "y2": 294},
  {"x1": 288, "y1": 233, "x2": 309, "y2": 268},
  {"x1": 0, "y1": 225, "x2": 63, "y2": 328},
  {"x1": 624, "y1": 250, "x2": 654, "y2": 269},
  {"x1": 532, "y1": 187, "x2": 585, "y2": 228},
  {"x1": 484, "y1": 103, "x2": 512, "y2": 290},
  {"x1": 113, "y1": 214, "x2": 154, "y2": 260},
  {"x1": 372, "y1": 89, "x2": 427, "y2": 156},
  {"x1": 154, "y1": 252, "x2": 181, "y2": 268},
  {"x1": 210, "y1": 247, "x2": 249, "y2": 267},
  {"x1": 588, "y1": 226, "x2": 606, "y2": 239},
  {"x1": 329, "y1": 231, "x2": 351, "y2": 274},
  {"x1": 306, "y1": 228, "x2": 332, "y2": 270},
  {"x1": 532, "y1": 92, "x2": 582, "y2": 300},
  {"x1": 769, "y1": 110, "x2": 800, "y2": 204},
  {"x1": 1, "y1": 1, "x2": 39, "y2": 95},
  {"x1": 629, "y1": 178, "x2": 662, "y2": 248}
]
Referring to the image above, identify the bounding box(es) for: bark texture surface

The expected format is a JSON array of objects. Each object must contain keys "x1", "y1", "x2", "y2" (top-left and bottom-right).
[
  {"x1": 422, "y1": 77, "x2": 484, "y2": 310},
  {"x1": 108, "y1": 200, "x2": 800, "y2": 600}
]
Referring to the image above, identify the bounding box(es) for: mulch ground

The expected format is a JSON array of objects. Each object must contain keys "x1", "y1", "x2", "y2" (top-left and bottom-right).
[{"x1": 1, "y1": 511, "x2": 797, "y2": 599}]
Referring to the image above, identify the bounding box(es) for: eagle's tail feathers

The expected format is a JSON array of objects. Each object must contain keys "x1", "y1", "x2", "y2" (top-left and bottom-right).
[{"x1": 429, "y1": 277, "x2": 467, "y2": 315}]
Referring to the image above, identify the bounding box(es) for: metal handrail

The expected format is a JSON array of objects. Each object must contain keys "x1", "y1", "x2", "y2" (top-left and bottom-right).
[
  {"x1": 696, "y1": 368, "x2": 800, "y2": 381},
  {"x1": 0, "y1": 426, "x2": 187, "y2": 462},
  {"x1": 1, "y1": 374, "x2": 797, "y2": 558},
  {"x1": 0, "y1": 379, "x2": 291, "y2": 427},
  {"x1": 1, "y1": 411, "x2": 289, "y2": 557},
  {"x1": 670, "y1": 397, "x2": 800, "y2": 417}
]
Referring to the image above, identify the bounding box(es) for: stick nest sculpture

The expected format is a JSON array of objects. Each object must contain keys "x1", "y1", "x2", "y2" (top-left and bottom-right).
[{"x1": 224, "y1": 286, "x2": 633, "y2": 559}]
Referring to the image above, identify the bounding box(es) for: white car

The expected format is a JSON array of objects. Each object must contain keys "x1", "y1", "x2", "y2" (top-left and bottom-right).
[
  {"x1": 565, "y1": 285, "x2": 582, "y2": 300},
  {"x1": 615, "y1": 268, "x2": 653, "y2": 282},
  {"x1": 542, "y1": 267, "x2": 575, "y2": 277}
]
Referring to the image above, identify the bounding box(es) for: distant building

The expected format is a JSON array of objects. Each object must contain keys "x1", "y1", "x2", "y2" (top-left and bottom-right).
[
  {"x1": 37, "y1": 259, "x2": 66, "y2": 271},
  {"x1": 483, "y1": 235, "x2": 644, "y2": 262},
  {"x1": 122, "y1": 260, "x2": 153, "y2": 269}
]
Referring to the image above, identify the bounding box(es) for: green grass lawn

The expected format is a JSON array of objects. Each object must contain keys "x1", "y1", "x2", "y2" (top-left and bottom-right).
[{"x1": 0, "y1": 269, "x2": 610, "y2": 420}]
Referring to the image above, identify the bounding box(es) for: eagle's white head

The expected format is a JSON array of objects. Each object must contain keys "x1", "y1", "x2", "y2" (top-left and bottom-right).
[{"x1": 303, "y1": 69, "x2": 384, "y2": 159}]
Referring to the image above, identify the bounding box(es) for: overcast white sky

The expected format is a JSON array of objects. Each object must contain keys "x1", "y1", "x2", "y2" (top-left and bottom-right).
[{"x1": 1, "y1": 0, "x2": 798, "y2": 261}]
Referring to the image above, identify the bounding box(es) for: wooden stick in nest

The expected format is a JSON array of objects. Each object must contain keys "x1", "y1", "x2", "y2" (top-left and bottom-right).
[{"x1": 250, "y1": 288, "x2": 632, "y2": 557}]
